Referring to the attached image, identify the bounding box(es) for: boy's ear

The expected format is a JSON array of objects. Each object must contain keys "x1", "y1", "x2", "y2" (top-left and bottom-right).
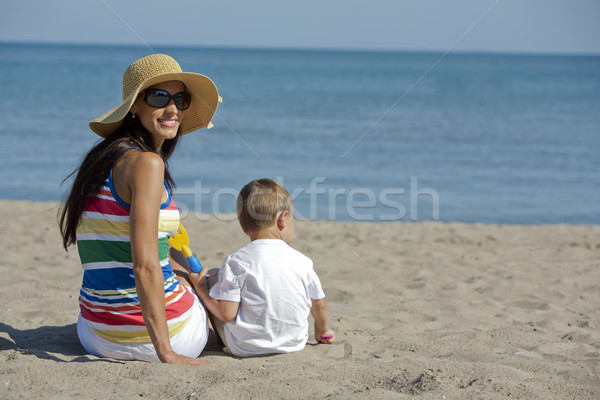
[{"x1": 276, "y1": 210, "x2": 289, "y2": 231}]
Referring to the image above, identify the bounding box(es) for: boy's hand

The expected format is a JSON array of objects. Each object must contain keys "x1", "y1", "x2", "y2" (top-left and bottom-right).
[
  {"x1": 316, "y1": 329, "x2": 335, "y2": 344},
  {"x1": 188, "y1": 267, "x2": 209, "y2": 295}
]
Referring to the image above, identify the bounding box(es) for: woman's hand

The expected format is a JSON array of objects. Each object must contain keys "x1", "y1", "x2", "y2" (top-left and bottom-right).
[{"x1": 159, "y1": 350, "x2": 213, "y2": 366}]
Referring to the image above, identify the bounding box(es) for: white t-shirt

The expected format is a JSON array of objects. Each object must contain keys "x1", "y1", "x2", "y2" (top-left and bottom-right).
[{"x1": 209, "y1": 239, "x2": 325, "y2": 357}]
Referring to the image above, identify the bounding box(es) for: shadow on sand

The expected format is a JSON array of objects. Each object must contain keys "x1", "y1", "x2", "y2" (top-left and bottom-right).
[{"x1": 0, "y1": 322, "x2": 120, "y2": 363}]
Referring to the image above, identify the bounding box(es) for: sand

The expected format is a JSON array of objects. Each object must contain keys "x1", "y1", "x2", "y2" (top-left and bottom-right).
[{"x1": 1, "y1": 199, "x2": 599, "y2": 399}]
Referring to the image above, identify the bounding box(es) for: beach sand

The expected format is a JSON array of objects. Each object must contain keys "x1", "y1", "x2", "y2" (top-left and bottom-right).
[{"x1": 1, "y1": 199, "x2": 599, "y2": 399}]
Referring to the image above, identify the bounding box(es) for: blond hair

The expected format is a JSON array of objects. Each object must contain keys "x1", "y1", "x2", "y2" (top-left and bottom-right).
[{"x1": 237, "y1": 179, "x2": 292, "y2": 233}]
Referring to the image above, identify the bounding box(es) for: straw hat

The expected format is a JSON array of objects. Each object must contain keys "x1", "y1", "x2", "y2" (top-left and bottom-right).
[{"x1": 89, "y1": 54, "x2": 221, "y2": 137}]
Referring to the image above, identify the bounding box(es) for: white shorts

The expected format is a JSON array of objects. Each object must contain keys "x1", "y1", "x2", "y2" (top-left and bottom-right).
[{"x1": 77, "y1": 294, "x2": 209, "y2": 363}]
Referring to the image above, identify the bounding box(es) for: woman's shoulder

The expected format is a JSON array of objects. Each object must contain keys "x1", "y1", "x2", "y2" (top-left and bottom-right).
[
  {"x1": 115, "y1": 149, "x2": 164, "y2": 177},
  {"x1": 122, "y1": 149, "x2": 163, "y2": 167},
  {"x1": 112, "y1": 150, "x2": 165, "y2": 201}
]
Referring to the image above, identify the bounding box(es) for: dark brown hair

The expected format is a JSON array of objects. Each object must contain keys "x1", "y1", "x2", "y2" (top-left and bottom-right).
[
  {"x1": 237, "y1": 178, "x2": 292, "y2": 233},
  {"x1": 58, "y1": 115, "x2": 180, "y2": 250}
]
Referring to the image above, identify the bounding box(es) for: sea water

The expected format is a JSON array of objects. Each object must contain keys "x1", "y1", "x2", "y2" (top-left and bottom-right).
[{"x1": 1, "y1": 43, "x2": 599, "y2": 224}]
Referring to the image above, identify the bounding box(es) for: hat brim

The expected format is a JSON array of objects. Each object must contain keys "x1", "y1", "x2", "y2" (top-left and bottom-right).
[{"x1": 89, "y1": 72, "x2": 220, "y2": 138}]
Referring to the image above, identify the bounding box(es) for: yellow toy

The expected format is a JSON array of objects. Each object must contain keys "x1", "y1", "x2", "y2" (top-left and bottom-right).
[{"x1": 168, "y1": 224, "x2": 204, "y2": 273}]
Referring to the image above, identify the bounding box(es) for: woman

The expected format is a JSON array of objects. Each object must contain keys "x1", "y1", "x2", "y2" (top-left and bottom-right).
[{"x1": 59, "y1": 54, "x2": 221, "y2": 365}]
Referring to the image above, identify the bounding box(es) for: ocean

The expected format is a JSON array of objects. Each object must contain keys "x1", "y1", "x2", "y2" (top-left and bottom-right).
[{"x1": 1, "y1": 43, "x2": 599, "y2": 224}]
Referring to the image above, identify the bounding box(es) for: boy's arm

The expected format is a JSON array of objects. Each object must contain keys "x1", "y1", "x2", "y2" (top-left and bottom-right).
[
  {"x1": 311, "y1": 298, "x2": 335, "y2": 344},
  {"x1": 190, "y1": 273, "x2": 239, "y2": 322}
]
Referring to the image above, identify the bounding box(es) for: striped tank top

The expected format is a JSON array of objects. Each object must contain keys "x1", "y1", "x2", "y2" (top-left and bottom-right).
[{"x1": 76, "y1": 170, "x2": 195, "y2": 343}]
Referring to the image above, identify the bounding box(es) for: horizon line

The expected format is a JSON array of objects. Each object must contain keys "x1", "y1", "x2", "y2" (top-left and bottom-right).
[{"x1": 1, "y1": 39, "x2": 600, "y2": 58}]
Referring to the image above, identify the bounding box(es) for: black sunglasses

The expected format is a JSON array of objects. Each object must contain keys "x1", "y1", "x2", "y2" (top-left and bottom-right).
[{"x1": 139, "y1": 89, "x2": 191, "y2": 110}]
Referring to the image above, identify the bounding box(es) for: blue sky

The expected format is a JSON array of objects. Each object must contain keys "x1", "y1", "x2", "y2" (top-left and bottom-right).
[{"x1": 1, "y1": 0, "x2": 599, "y2": 54}]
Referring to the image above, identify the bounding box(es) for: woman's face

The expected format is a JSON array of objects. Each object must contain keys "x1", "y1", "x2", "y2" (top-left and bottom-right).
[{"x1": 130, "y1": 80, "x2": 186, "y2": 149}]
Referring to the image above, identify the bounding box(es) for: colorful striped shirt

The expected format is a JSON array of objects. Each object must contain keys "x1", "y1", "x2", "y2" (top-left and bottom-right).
[{"x1": 76, "y1": 170, "x2": 195, "y2": 343}]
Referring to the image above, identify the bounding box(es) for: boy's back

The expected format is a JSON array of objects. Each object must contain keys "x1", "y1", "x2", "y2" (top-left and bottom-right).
[
  {"x1": 210, "y1": 239, "x2": 325, "y2": 357},
  {"x1": 192, "y1": 178, "x2": 334, "y2": 356}
]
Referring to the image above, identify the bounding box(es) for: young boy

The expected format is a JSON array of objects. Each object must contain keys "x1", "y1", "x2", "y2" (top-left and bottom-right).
[{"x1": 193, "y1": 178, "x2": 335, "y2": 357}]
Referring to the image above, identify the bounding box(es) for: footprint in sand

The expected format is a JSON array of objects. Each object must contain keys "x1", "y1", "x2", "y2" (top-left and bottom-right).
[
  {"x1": 407, "y1": 279, "x2": 426, "y2": 289},
  {"x1": 421, "y1": 314, "x2": 437, "y2": 322},
  {"x1": 323, "y1": 341, "x2": 354, "y2": 359},
  {"x1": 344, "y1": 342, "x2": 353, "y2": 357},
  {"x1": 324, "y1": 288, "x2": 354, "y2": 304},
  {"x1": 510, "y1": 300, "x2": 550, "y2": 310}
]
